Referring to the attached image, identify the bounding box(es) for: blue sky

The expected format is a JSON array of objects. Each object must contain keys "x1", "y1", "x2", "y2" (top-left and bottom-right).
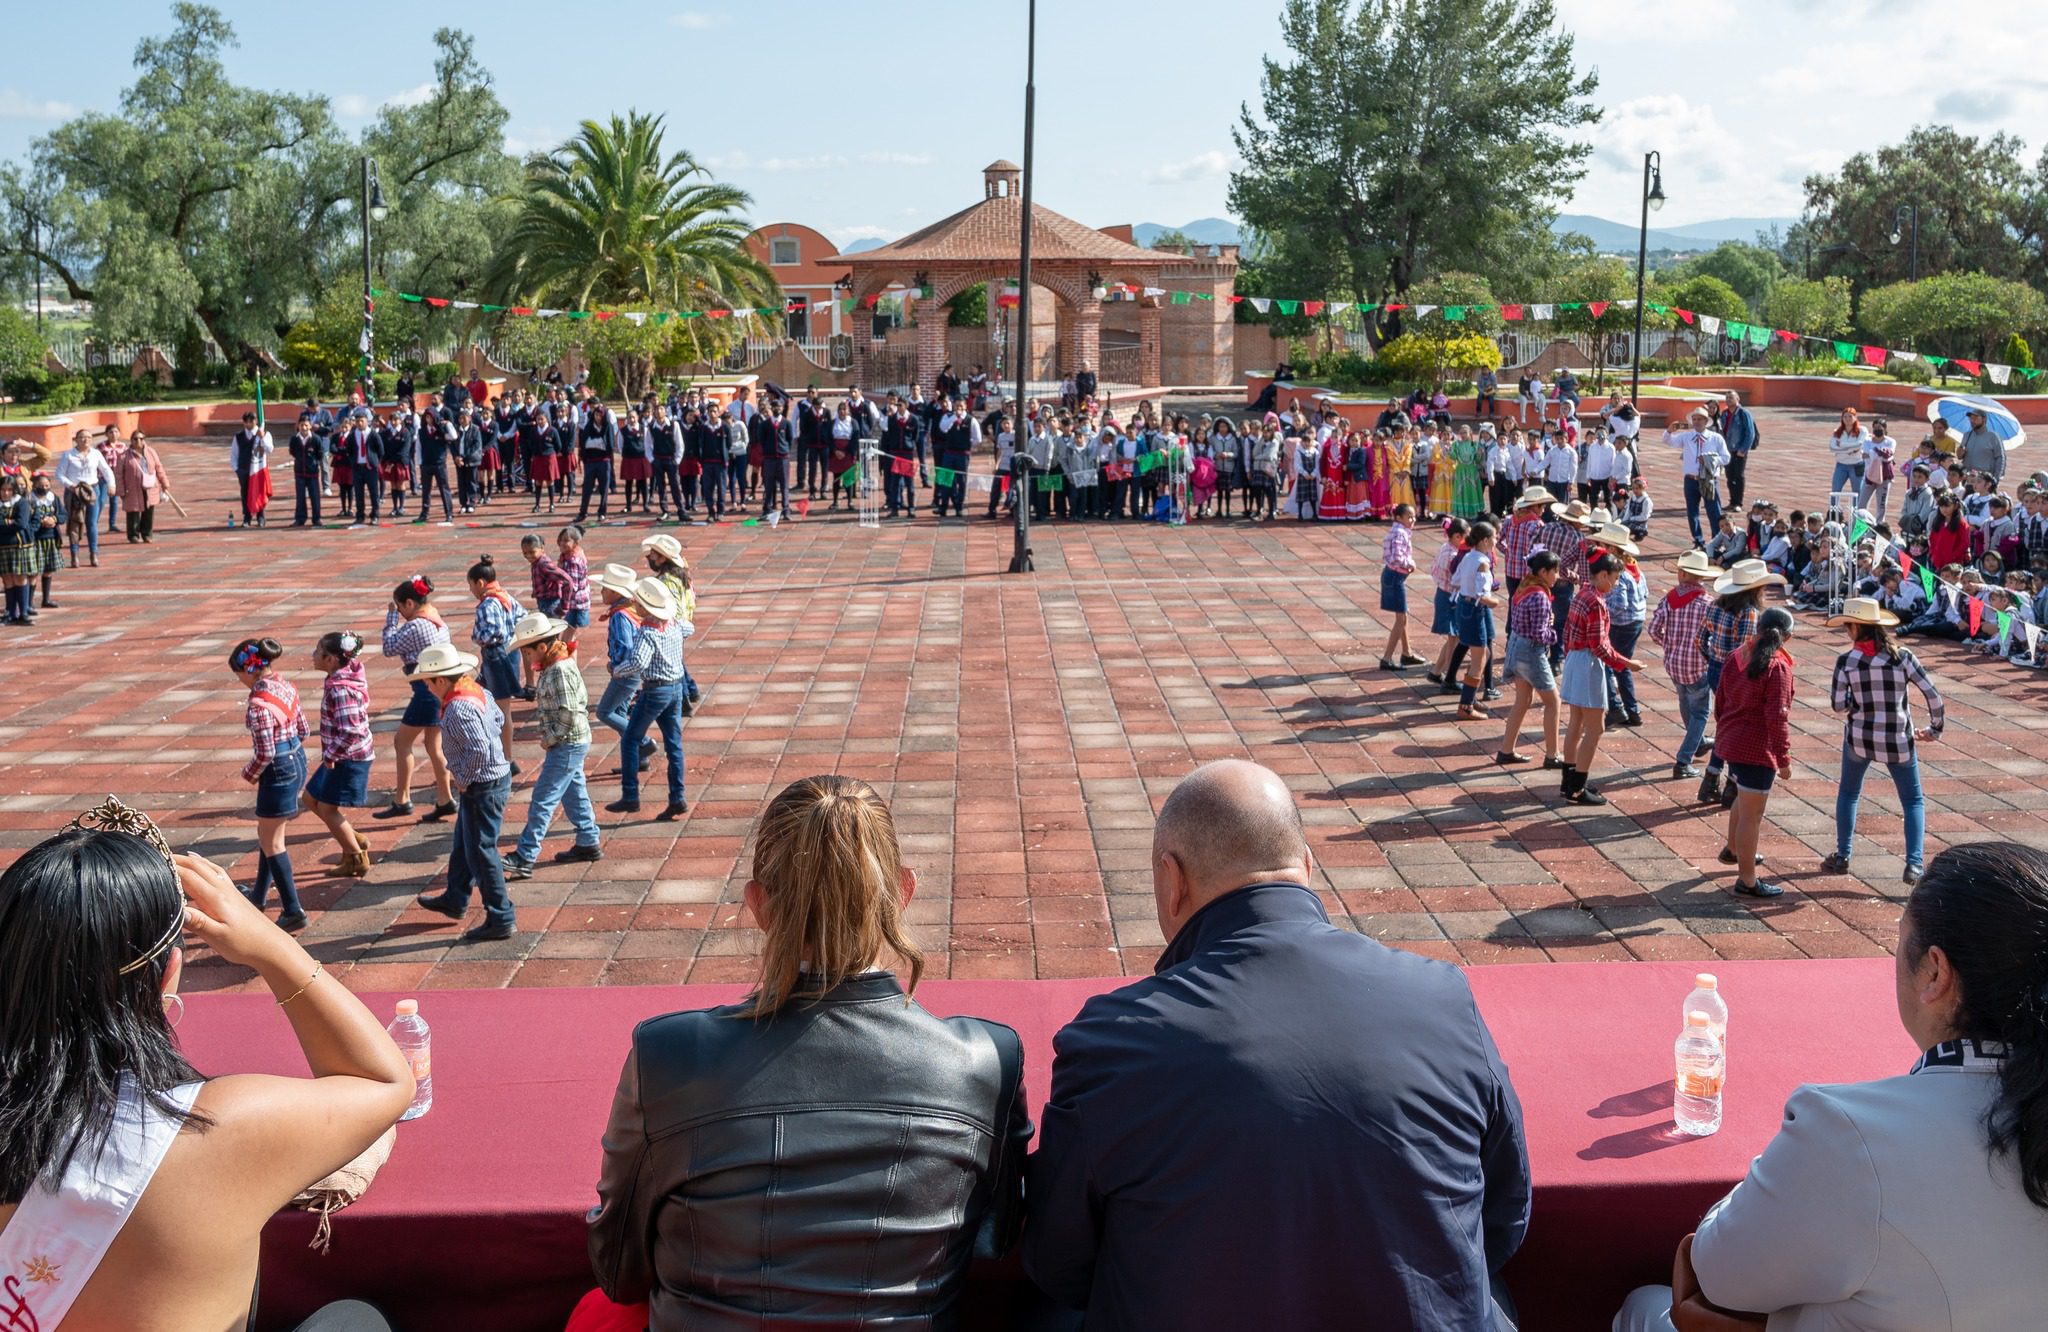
[{"x1": 3, "y1": 0, "x2": 2044, "y2": 247}]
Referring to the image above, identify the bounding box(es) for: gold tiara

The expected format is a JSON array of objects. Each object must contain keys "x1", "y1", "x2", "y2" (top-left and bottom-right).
[{"x1": 61, "y1": 796, "x2": 183, "y2": 976}]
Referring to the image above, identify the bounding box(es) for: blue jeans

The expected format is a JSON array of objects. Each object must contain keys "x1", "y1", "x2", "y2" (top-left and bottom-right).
[
  {"x1": 1674, "y1": 678, "x2": 1711, "y2": 766},
  {"x1": 1828, "y1": 461, "x2": 1862, "y2": 500},
  {"x1": 293, "y1": 469, "x2": 322, "y2": 524},
  {"x1": 70, "y1": 488, "x2": 103, "y2": 560},
  {"x1": 1835, "y1": 742, "x2": 1925, "y2": 868},
  {"x1": 445, "y1": 774, "x2": 513, "y2": 929},
  {"x1": 1605, "y1": 622, "x2": 1643, "y2": 716},
  {"x1": 596, "y1": 675, "x2": 638, "y2": 739},
  {"x1": 515, "y1": 741, "x2": 599, "y2": 862},
  {"x1": 1683, "y1": 475, "x2": 1721, "y2": 547},
  {"x1": 621, "y1": 680, "x2": 685, "y2": 804},
  {"x1": 97, "y1": 478, "x2": 114, "y2": 538},
  {"x1": 1703, "y1": 659, "x2": 1728, "y2": 774}
]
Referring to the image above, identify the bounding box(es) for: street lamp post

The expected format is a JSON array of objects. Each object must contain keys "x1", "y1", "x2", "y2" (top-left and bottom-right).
[
  {"x1": 1008, "y1": 0, "x2": 1037, "y2": 575},
  {"x1": 1890, "y1": 203, "x2": 1920, "y2": 281},
  {"x1": 359, "y1": 156, "x2": 388, "y2": 405},
  {"x1": 25, "y1": 212, "x2": 41, "y2": 333},
  {"x1": 1629, "y1": 150, "x2": 1665, "y2": 408}
]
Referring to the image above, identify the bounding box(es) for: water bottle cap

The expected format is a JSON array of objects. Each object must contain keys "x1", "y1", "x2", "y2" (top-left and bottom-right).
[
  {"x1": 395, "y1": 999, "x2": 418, "y2": 1017},
  {"x1": 1693, "y1": 973, "x2": 1718, "y2": 989},
  {"x1": 1686, "y1": 1010, "x2": 1713, "y2": 1026}
]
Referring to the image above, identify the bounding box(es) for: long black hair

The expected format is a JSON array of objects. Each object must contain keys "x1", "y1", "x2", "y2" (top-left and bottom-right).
[
  {"x1": 1906, "y1": 842, "x2": 2048, "y2": 1208},
  {"x1": 0, "y1": 829, "x2": 208, "y2": 1202},
  {"x1": 1745, "y1": 606, "x2": 1794, "y2": 679}
]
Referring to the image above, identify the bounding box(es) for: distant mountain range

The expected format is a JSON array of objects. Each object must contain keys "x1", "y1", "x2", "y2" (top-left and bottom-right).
[
  {"x1": 841, "y1": 237, "x2": 884, "y2": 254},
  {"x1": 1551, "y1": 214, "x2": 1798, "y2": 253},
  {"x1": 1131, "y1": 218, "x2": 1242, "y2": 248}
]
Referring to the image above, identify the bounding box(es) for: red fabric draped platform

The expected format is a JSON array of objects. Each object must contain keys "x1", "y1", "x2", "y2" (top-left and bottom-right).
[{"x1": 179, "y1": 960, "x2": 1911, "y2": 1332}]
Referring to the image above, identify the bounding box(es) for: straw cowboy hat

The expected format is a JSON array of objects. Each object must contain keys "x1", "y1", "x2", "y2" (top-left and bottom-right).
[
  {"x1": 1513, "y1": 486, "x2": 1556, "y2": 510},
  {"x1": 1587, "y1": 507, "x2": 1615, "y2": 528},
  {"x1": 1586, "y1": 523, "x2": 1640, "y2": 557},
  {"x1": 592, "y1": 562, "x2": 640, "y2": 597},
  {"x1": 641, "y1": 533, "x2": 685, "y2": 564},
  {"x1": 1671, "y1": 549, "x2": 1716, "y2": 578},
  {"x1": 410, "y1": 643, "x2": 479, "y2": 680},
  {"x1": 1554, "y1": 499, "x2": 1597, "y2": 526},
  {"x1": 631, "y1": 576, "x2": 678, "y2": 621},
  {"x1": 1826, "y1": 596, "x2": 1900, "y2": 629},
  {"x1": 506, "y1": 611, "x2": 569, "y2": 652},
  {"x1": 1712, "y1": 558, "x2": 1787, "y2": 596}
]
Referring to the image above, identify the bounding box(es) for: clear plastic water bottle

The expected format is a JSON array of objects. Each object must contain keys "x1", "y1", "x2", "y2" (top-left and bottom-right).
[
  {"x1": 1674, "y1": 1011, "x2": 1725, "y2": 1136},
  {"x1": 387, "y1": 999, "x2": 433, "y2": 1121},
  {"x1": 1682, "y1": 972, "x2": 1729, "y2": 1053}
]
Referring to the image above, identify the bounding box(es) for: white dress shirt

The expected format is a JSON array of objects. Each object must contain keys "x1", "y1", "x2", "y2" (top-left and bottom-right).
[
  {"x1": 54, "y1": 447, "x2": 117, "y2": 490},
  {"x1": 1670, "y1": 429, "x2": 1729, "y2": 478}
]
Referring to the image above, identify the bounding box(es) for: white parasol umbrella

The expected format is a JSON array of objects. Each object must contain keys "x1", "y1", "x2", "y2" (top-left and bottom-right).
[{"x1": 1926, "y1": 394, "x2": 2025, "y2": 448}]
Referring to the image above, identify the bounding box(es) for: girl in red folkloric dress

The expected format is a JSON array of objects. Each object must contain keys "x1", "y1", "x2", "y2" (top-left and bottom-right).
[{"x1": 1317, "y1": 429, "x2": 1349, "y2": 522}]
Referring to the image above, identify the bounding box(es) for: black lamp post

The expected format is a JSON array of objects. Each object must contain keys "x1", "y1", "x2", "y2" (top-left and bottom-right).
[
  {"x1": 1008, "y1": 0, "x2": 1037, "y2": 575},
  {"x1": 1890, "y1": 203, "x2": 1919, "y2": 281},
  {"x1": 1629, "y1": 150, "x2": 1665, "y2": 407},
  {"x1": 359, "y1": 156, "x2": 388, "y2": 403}
]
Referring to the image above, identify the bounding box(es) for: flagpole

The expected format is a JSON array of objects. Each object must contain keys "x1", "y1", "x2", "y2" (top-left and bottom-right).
[{"x1": 1007, "y1": 0, "x2": 1037, "y2": 575}]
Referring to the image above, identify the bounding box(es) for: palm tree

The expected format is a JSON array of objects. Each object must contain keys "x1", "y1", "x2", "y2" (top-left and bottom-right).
[{"x1": 481, "y1": 111, "x2": 778, "y2": 397}]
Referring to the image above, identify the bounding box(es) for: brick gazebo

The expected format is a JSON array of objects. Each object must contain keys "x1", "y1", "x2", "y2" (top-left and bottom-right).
[{"x1": 835, "y1": 160, "x2": 1174, "y2": 392}]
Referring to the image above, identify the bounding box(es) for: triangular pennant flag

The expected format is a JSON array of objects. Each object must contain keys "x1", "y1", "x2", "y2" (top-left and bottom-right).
[
  {"x1": 741, "y1": 517, "x2": 760, "y2": 527},
  {"x1": 2023, "y1": 368, "x2": 2044, "y2": 381},
  {"x1": 707, "y1": 310, "x2": 731, "y2": 319},
  {"x1": 370, "y1": 287, "x2": 388, "y2": 297},
  {"x1": 1617, "y1": 299, "x2": 1637, "y2": 310},
  {"x1": 652, "y1": 312, "x2": 669, "y2": 324},
  {"x1": 450, "y1": 299, "x2": 478, "y2": 310},
  {"x1": 678, "y1": 310, "x2": 701, "y2": 319},
  {"x1": 1989, "y1": 363, "x2": 2012, "y2": 385},
  {"x1": 1302, "y1": 300, "x2": 1326, "y2": 316},
  {"x1": 1746, "y1": 326, "x2": 1769, "y2": 347},
  {"x1": 2028, "y1": 623, "x2": 2042, "y2": 653},
  {"x1": 1587, "y1": 301, "x2": 1609, "y2": 319},
  {"x1": 1192, "y1": 292, "x2": 1214, "y2": 301},
  {"x1": 1558, "y1": 301, "x2": 1583, "y2": 311},
  {"x1": 838, "y1": 468, "x2": 858, "y2": 491},
  {"x1": 623, "y1": 312, "x2": 645, "y2": 325},
  {"x1": 1414, "y1": 304, "x2": 1437, "y2": 317},
  {"x1": 1860, "y1": 345, "x2": 1887, "y2": 368},
  {"x1": 1776, "y1": 329, "x2": 1796, "y2": 342},
  {"x1": 1648, "y1": 302, "x2": 1670, "y2": 316},
  {"x1": 933, "y1": 465, "x2": 956, "y2": 487},
  {"x1": 482, "y1": 303, "x2": 505, "y2": 312},
  {"x1": 1833, "y1": 340, "x2": 1857, "y2": 363},
  {"x1": 399, "y1": 292, "x2": 424, "y2": 303},
  {"x1": 1275, "y1": 299, "x2": 1299, "y2": 315},
  {"x1": 1890, "y1": 349, "x2": 1917, "y2": 363},
  {"x1": 1918, "y1": 564, "x2": 1935, "y2": 600},
  {"x1": 1954, "y1": 359, "x2": 1982, "y2": 376},
  {"x1": 1384, "y1": 303, "x2": 1406, "y2": 311},
  {"x1": 1997, "y1": 609, "x2": 2013, "y2": 638},
  {"x1": 1036, "y1": 472, "x2": 1060, "y2": 493},
  {"x1": 509, "y1": 306, "x2": 534, "y2": 316},
  {"x1": 1699, "y1": 316, "x2": 1721, "y2": 334},
  {"x1": 424, "y1": 297, "x2": 450, "y2": 309},
  {"x1": 1500, "y1": 304, "x2": 1524, "y2": 321},
  {"x1": 567, "y1": 310, "x2": 592, "y2": 320},
  {"x1": 1443, "y1": 305, "x2": 1467, "y2": 321},
  {"x1": 1248, "y1": 297, "x2": 1271, "y2": 314},
  {"x1": 1675, "y1": 308, "x2": 1695, "y2": 325},
  {"x1": 1924, "y1": 355, "x2": 1947, "y2": 369},
  {"x1": 1530, "y1": 303, "x2": 1554, "y2": 320},
  {"x1": 1851, "y1": 516, "x2": 1870, "y2": 544},
  {"x1": 1170, "y1": 290, "x2": 1192, "y2": 305},
  {"x1": 593, "y1": 311, "x2": 616, "y2": 322},
  {"x1": 1899, "y1": 549, "x2": 1913, "y2": 577},
  {"x1": 1968, "y1": 596, "x2": 1984, "y2": 636}
]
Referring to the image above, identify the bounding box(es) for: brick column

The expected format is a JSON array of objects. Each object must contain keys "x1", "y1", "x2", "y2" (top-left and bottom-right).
[
  {"x1": 850, "y1": 323, "x2": 870, "y2": 391},
  {"x1": 916, "y1": 300, "x2": 948, "y2": 395},
  {"x1": 1061, "y1": 300, "x2": 1101, "y2": 381},
  {"x1": 1138, "y1": 300, "x2": 1162, "y2": 389}
]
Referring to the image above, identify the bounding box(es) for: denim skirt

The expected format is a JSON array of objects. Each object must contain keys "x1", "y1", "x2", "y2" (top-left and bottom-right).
[
  {"x1": 1454, "y1": 599, "x2": 1494, "y2": 649},
  {"x1": 480, "y1": 644, "x2": 520, "y2": 700},
  {"x1": 1559, "y1": 648, "x2": 1609, "y2": 710},
  {"x1": 305, "y1": 756, "x2": 371, "y2": 807},
  {"x1": 1506, "y1": 637, "x2": 1556, "y2": 691},
  {"x1": 1430, "y1": 587, "x2": 1455, "y2": 637},
  {"x1": 401, "y1": 677, "x2": 442, "y2": 728},
  {"x1": 255, "y1": 740, "x2": 306, "y2": 818},
  {"x1": 1379, "y1": 567, "x2": 1409, "y2": 614}
]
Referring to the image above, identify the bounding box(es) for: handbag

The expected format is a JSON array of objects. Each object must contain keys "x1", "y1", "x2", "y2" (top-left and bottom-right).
[{"x1": 290, "y1": 1125, "x2": 396, "y2": 1253}]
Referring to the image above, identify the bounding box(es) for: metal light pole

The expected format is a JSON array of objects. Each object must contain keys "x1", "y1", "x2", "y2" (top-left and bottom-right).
[
  {"x1": 27, "y1": 213, "x2": 42, "y2": 332},
  {"x1": 1891, "y1": 203, "x2": 1919, "y2": 281},
  {"x1": 359, "y1": 156, "x2": 388, "y2": 404},
  {"x1": 1007, "y1": 0, "x2": 1037, "y2": 575},
  {"x1": 1629, "y1": 150, "x2": 1665, "y2": 408}
]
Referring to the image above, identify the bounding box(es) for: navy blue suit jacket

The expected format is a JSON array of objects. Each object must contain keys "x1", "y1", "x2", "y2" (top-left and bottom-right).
[{"x1": 1024, "y1": 882, "x2": 1530, "y2": 1330}]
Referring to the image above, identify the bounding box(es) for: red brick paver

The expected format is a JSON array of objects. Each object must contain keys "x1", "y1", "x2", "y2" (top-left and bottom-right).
[{"x1": 4, "y1": 405, "x2": 2042, "y2": 993}]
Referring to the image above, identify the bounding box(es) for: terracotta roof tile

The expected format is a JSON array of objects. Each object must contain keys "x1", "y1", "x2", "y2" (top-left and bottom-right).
[{"x1": 832, "y1": 196, "x2": 1171, "y2": 268}]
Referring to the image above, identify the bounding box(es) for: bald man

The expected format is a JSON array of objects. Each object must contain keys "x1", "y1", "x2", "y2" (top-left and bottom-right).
[{"x1": 1025, "y1": 760, "x2": 1530, "y2": 1330}]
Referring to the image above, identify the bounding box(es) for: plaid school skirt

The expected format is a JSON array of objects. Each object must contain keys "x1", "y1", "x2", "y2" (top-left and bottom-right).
[{"x1": 0, "y1": 538, "x2": 43, "y2": 576}]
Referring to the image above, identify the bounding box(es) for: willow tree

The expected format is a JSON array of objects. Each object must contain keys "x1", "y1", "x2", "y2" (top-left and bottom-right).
[{"x1": 481, "y1": 112, "x2": 778, "y2": 399}]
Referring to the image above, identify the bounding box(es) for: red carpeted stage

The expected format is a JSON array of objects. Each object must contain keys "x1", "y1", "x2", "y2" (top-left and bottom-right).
[{"x1": 180, "y1": 959, "x2": 1912, "y2": 1332}]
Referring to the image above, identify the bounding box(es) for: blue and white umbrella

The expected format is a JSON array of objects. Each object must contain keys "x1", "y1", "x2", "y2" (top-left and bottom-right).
[{"x1": 1927, "y1": 394, "x2": 2025, "y2": 448}]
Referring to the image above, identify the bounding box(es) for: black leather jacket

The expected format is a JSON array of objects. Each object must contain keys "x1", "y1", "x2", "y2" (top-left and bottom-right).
[{"x1": 588, "y1": 974, "x2": 1029, "y2": 1329}]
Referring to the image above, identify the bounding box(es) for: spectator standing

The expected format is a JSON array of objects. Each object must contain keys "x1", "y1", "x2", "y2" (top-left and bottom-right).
[
  {"x1": 1955, "y1": 406, "x2": 2006, "y2": 482},
  {"x1": 1719, "y1": 389, "x2": 1756, "y2": 510},
  {"x1": 1475, "y1": 365, "x2": 1499, "y2": 417},
  {"x1": 1666, "y1": 407, "x2": 1729, "y2": 547},
  {"x1": 53, "y1": 429, "x2": 116, "y2": 567},
  {"x1": 1026, "y1": 759, "x2": 1528, "y2": 1330},
  {"x1": 1827, "y1": 407, "x2": 1871, "y2": 499},
  {"x1": 115, "y1": 429, "x2": 170, "y2": 544}
]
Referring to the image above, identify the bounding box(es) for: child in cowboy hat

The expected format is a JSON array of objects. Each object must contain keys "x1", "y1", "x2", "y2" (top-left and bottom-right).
[
  {"x1": 1696, "y1": 559, "x2": 1787, "y2": 807},
  {"x1": 609, "y1": 577, "x2": 690, "y2": 820},
  {"x1": 503, "y1": 611, "x2": 602, "y2": 880},
  {"x1": 593, "y1": 562, "x2": 651, "y2": 771},
  {"x1": 642, "y1": 532, "x2": 703, "y2": 709},
  {"x1": 1588, "y1": 523, "x2": 1647, "y2": 727},
  {"x1": 1650, "y1": 549, "x2": 1718, "y2": 780},
  {"x1": 411, "y1": 642, "x2": 518, "y2": 943}
]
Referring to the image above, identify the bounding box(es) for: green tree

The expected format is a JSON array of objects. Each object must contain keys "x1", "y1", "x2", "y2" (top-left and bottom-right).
[
  {"x1": 1548, "y1": 258, "x2": 1638, "y2": 389},
  {"x1": 1855, "y1": 272, "x2": 2048, "y2": 366},
  {"x1": 280, "y1": 275, "x2": 427, "y2": 389},
  {"x1": 1376, "y1": 331, "x2": 1500, "y2": 384},
  {"x1": 1658, "y1": 275, "x2": 1747, "y2": 323},
  {"x1": 0, "y1": 304, "x2": 45, "y2": 383},
  {"x1": 1230, "y1": 0, "x2": 1599, "y2": 344},
  {"x1": 1680, "y1": 241, "x2": 1780, "y2": 313},
  {"x1": 480, "y1": 111, "x2": 777, "y2": 398},
  {"x1": 947, "y1": 283, "x2": 988, "y2": 327},
  {"x1": 1761, "y1": 276, "x2": 1851, "y2": 339},
  {"x1": 1406, "y1": 272, "x2": 1504, "y2": 339},
  {"x1": 1149, "y1": 229, "x2": 1194, "y2": 254}
]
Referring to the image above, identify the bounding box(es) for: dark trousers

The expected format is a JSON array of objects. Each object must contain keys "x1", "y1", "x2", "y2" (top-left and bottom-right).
[
  {"x1": 350, "y1": 472, "x2": 382, "y2": 523},
  {"x1": 293, "y1": 471, "x2": 322, "y2": 525},
  {"x1": 1724, "y1": 455, "x2": 1747, "y2": 511},
  {"x1": 884, "y1": 470, "x2": 909, "y2": 515},
  {"x1": 936, "y1": 455, "x2": 969, "y2": 515},
  {"x1": 445, "y1": 774, "x2": 513, "y2": 929},
  {"x1": 418, "y1": 453, "x2": 454, "y2": 520},
  {"x1": 456, "y1": 463, "x2": 478, "y2": 510},
  {"x1": 577, "y1": 455, "x2": 613, "y2": 521},
  {"x1": 125, "y1": 506, "x2": 157, "y2": 540},
  {"x1": 1683, "y1": 475, "x2": 1723, "y2": 547},
  {"x1": 1605, "y1": 621, "x2": 1643, "y2": 717},
  {"x1": 798, "y1": 445, "x2": 826, "y2": 494},
  {"x1": 653, "y1": 460, "x2": 683, "y2": 513},
  {"x1": 699, "y1": 464, "x2": 726, "y2": 519},
  {"x1": 1476, "y1": 391, "x2": 1497, "y2": 415},
  {"x1": 986, "y1": 466, "x2": 1012, "y2": 518},
  {"x1": 1106, "y1": 477, "x2": 1130, "y2": 518},
  {"x1": 1549, "y1": 581, "x2": 1575, "y2": 669},
  {"x1": 761, "y1": 457, "x2": 790, "y2": 514},
  {"x1": 620, "y1": 680, "x2": 686, "y2": 805}
]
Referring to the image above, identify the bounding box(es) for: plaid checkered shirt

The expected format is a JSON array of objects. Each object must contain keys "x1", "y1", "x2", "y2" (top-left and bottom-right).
[
  {"x1": 318, "y1": 659, "x2": 374, "y2": 762},
  {"x1": 1699, "y1": 603, "x2": 1758, "y2": 670},
  {"x1": 1507, "y1": 586, "x2": 1556, "y2": 644},
  {"x1": 1563, "y1": 587, "x2": 1631, "y2": 670},
  {"x1": 529, "y1": 554, "x2": 573, "y2": 608},
  {"x1": 1381, "y1": 522, "x2": 1414, "y2": 575},
  {"x1": 382, "y1": 608, "x2": 450, "y2": 670},
  {"x1": 1537, "y1": 520, "x2": 1585, "y2": 583},
  {"x1": 1500, "y1": 514, "x2": 1546, "y2": 580},
  {"x1": 243, "y1": 677, "x2": 309, "y2": 782},
  {"x1": 560, "y1": 549, "x2": 592, "y2": 614},
  {"x1": 1649, "y1": 588, "x2": 1711, "y2": 686},
  {"x1": 1830, "y1": 645, "x2": 1945, "y2": 765}
]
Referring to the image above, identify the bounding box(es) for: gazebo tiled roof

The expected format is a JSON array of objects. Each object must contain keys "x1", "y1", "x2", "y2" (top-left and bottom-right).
[{"x1": 831, "y1": 195, "x2": 1171, "y2": 269}]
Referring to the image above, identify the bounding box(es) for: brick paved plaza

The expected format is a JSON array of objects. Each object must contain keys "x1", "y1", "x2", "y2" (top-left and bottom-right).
[{"x1": 4, "y1": 405, "x2": 2043, "y2": 994}]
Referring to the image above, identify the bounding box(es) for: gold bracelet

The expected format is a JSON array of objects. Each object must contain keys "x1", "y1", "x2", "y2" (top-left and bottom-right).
[{"x1": 276, "y1": 963, "x2": 324, "y2": 1008}]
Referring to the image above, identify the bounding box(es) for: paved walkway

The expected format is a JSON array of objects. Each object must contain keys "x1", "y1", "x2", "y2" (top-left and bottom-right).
[{"x1": 3, "y1": 405, "x2": 2042, "y2": 993}]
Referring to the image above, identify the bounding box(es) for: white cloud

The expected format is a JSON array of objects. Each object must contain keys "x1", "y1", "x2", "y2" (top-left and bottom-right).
[
  {"x1": 757, "y1": 154, "x2": 847, "y2": 172},
  {"x1": 0, "y1": 89, "x2": 78, "y2": 120},
  {"x1": 859, "y1": 151, "x2": 932, "y2": 167},
  {"x1": 672, "y1": 10, "x2": 728, "y2": 28},
  {"x1": 333, "y1": 83, "x2": 439, "y2": 119},
  {"x1": 1143, "y1": 150, "x2": 1234, "y2": 184},
  {"x1": 504, "y1": 127, "x2": 564, "y2": 157},
  {"x1": 830, "y1": 225, "x2": 894, "y2": 244}
]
